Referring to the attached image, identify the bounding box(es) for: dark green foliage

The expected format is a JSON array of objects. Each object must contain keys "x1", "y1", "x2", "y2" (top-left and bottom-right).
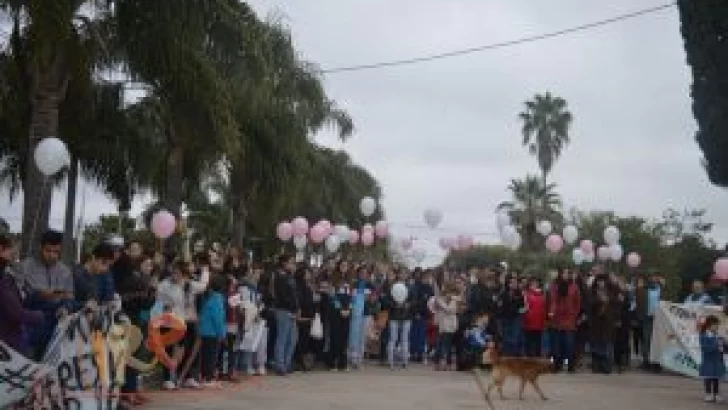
[{"x1": 678, "y1": 0, "x2": 728, "y2": 186}]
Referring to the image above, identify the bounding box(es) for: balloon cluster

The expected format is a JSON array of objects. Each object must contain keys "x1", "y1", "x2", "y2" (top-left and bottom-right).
[{"x1": 275, "y1": 196, "x2": 388, "y2": 254}]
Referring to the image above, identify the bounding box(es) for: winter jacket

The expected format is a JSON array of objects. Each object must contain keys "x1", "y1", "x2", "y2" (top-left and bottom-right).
[
  {"x1": 117, "y1": 271, "x2": 155, "y2": 325},
  {"x1": 198, "y1": 292, "x2": 226, "y2": 340},
  {"x1": 523, "y1": 289, "x2": 546, "y2": 332},
  {"x1": 183, "y1": 268, "x2": 210, "y2": 322},
  {"x1": 499, "y1": 289, "x2": 525, "y2": 320},
  {"x1": 699, "y1": 331, "x2": 727, "y2": 379},
  {"x1": 74, "y1": 267, "x2": 115, "y2": 305},
  {"x1": 548, "y1": 281, "x2": 581, "y2": 331},
  {"x1": 0, "y1": 267, "x2": 44, "y2": 355},
  {"x1": 272, "y1": 270, "x2": 299, "y2": 313},
  {"x1": 434, "y1": 296, "x2": 458, "y2": 333},
  {"x1": 387, "y1": 282, "x2": 414, "y2": 321},
  {"x1": 467, "y1": 283, "x2": 501, "y2": 316},
  {"x1": 589, "y1": 289, "x2": 615, "y2": 344}
]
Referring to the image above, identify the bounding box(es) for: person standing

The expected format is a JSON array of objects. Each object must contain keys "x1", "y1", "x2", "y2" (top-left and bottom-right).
[
  {"x1": 589, "y1": 275, "x2": 616, "y2": 374},
  {"x1": 548, "y1": 268, "x2": 581, "y2": 373},
  {"x1": 271, "y1": 254, "x2": 299, "y2": 375},
  {"x1": 684, "y1": 280, "x2": 714, "y2": 306},
  {"x1": 0, "y1": 235, "x2": 44, "y2": 357},
  {"x1": 636, "y1": 273, "x2": 662, "y2": 371},
  {"x1": 523, "y1": 277, "x2": 546, "y2": 357},
  {"x1": 20, "y1": 230, "x2": 75, "y2": 360},
  {"x1": 387, "y1": 268, "x2": 413, "y2": 369},
  {"x1": 198, "y1": 275, "x2": 226, "y2": 388},
  {"x1": 699, "y1": 315, "x2": 726, "y2": 403},
  {"x1": 498, "y1": 274, "x2": 526, "y2": 356}
]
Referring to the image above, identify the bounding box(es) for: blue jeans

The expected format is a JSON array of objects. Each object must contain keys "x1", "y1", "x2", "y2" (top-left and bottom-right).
[
  {"x1": 409, "y1": 317, "x2": 427, "y2": 358},
  {"x1": 434, "y1": 333, "x2": 454, "y2": 365},
  {"x1": 388, "y1": 320, "x2": 411, "y2": 367},
  {"x1": 273, "y1": 309, "x2": 298, "y2": 373},
  {"x1": 552, "y1": 329, "x2": 575, "y2": 369},
  {"x1": 500, "y1": 318, "x2": 524, "y2": 356}
]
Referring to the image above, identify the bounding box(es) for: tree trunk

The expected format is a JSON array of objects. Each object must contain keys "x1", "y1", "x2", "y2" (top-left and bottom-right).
[
  {"x1": 230, "y1": 164, "x2": 247, "y2": 250},
  {"x1": 21, "y1": 61, "x2": 68, "y2": 258},
  {"x1": 61, "y1": 157, "x2": 79, "y2": 264}
]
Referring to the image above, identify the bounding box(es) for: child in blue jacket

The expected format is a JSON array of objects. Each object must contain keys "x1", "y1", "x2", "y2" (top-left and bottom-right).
[
  {"x1": 700, "y1": 315, "x2": 726, "y2": 403},
  {"x1": 198, "y1": 275, "x2": 227, "y2": 388}
]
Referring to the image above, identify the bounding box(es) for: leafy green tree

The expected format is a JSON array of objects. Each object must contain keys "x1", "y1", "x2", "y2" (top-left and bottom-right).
[
  {"x1": 497, "y1": 175, "x2": 562, "y2": 251},
  {"x1": 518, "y1": 92, "x2": 573, "y2": 185},
  {"x1": 677, "y1": 0, "x2": 728, "y2": 187}
]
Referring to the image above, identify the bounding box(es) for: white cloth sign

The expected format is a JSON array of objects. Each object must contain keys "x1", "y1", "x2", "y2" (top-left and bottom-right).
[
  {"x1": 0, "y1": 307, "x2": 125, "y2": 409},
  {"x1": 650, "y1": 301, "x2": 727, "y2": 378}
]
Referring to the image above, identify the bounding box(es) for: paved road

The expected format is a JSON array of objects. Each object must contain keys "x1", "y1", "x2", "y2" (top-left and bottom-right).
[{"x1": 144, "y1": 366, "x2": 701, "y2": 410}]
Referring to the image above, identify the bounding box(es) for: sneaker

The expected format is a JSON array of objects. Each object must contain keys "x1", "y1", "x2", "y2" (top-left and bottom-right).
[
  {"x1": 183, "y1": 379, "x2": 200, "y2": 389},
  {"x1": 256, "y1": 366, "x2": 266, "y2": 376},
  {"x1": 201, "y1": 381, "x2": 222, "y2": 389},
  {"x1": 162, "y1": 381, "x2": 177, "y2": 390},
  {"x1": 705, "y1": 394, "x2": 716, "y2": 403},
  {"x1": 715, "y1": 395, "x2": 723, "y2": 403}
]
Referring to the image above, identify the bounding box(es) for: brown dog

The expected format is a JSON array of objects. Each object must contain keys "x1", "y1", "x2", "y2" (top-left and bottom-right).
[{"x1": 473, "y1": 356, "x2": 552, "y2": 409}]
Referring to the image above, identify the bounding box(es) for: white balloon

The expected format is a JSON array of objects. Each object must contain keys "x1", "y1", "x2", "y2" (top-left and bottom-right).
[
  {"x1": 597, "y1": 245, "x2": 611, "y2": 261},
  {"x1": 609, "y1": 243, "x2": 624, "y2": 262},
  {"x1": 604, "y1": 225, "x2": 620, "y2": 246},
  {"x1": 413, "y1": 249, "x2": 426, "y2": 263},
  {"x1": 584, "y1": 252, "x2": 595, "y2": 263},
  {"x1": 293, "y1": 235, "x2": 307, "y2": 250},
  {"x1": 537, "y1": 220, "x2": 553, "y2": 236},
  {"x1": 34, "y1": 137, "x2": 71, "y2": 176},
  {"x1": 325, "y1": 234, "x2": 341, "y2": 253},
  {"x1": 497, "y1": 212, "x2": 511, "y2": 228},
  {"x1": 334, "y1": 224, "x2": 349, "y2": 240},
  {"x1": 423, "y1": 208, "x2": 443, "y2": 229},
  {"x1": 572, "y1": 248, "x2": 584, "y2": 265},
  {"x1": 501, "y1": 225, "x2": 517, "y2": 244},
  {"x1": 359, "y1": 197, "x2": 377, "y2": 217},
  {"x1": 563, "y1": 225, "x2": 579, "y2": 245},
  {"x1": 392, "y1": 283, "x2": 408, "y2": 304}
]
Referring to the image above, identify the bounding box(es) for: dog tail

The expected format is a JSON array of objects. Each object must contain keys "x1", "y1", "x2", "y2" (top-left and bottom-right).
[{"x1": 472, "y1": 368, "x2": 495, "y2": 410}]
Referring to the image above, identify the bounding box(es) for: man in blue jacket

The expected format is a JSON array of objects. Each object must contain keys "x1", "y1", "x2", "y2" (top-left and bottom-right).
[{"x1": 74, "y1": 243, "x2": 116, "y2": 306}]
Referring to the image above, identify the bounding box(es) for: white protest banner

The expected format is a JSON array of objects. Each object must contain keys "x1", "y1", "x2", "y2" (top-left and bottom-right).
[
  {"x1": 650, "y1": 301, "x2": 727, "y2": 378},
  {"x1": 0, "y1": 307, "x2": 126, "y2": 410}
]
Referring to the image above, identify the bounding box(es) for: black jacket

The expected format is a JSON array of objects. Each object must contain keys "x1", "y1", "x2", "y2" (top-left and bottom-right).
[
  {"x1": 272, "y1": 270, "x2": 299, "y2": 313},
  {"x1": 467, "y1": 283, "x2": 501, "y2": 316}
]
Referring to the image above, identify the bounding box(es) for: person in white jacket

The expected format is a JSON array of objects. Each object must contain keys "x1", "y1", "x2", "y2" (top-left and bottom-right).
[
  {"x1": 155, "y1": 260, "x2": 190, "y2": 389},
  {"x1": 176, "y1": 256, "x2": 210, "y2": 389}
]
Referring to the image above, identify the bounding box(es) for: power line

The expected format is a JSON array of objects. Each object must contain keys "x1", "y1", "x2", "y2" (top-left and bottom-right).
[{"x1": 321, "y1": 2, "x2": 676, "y2": 74}]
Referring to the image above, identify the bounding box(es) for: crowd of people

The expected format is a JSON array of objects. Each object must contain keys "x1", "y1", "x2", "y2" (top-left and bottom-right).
[{"x1": 0, "y1": 230, "x2": 722, "y2": 408}]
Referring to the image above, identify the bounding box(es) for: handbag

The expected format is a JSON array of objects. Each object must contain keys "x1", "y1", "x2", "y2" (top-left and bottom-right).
[{"x1": 310, "y1": 313, "x2": 324, "y2": 340}]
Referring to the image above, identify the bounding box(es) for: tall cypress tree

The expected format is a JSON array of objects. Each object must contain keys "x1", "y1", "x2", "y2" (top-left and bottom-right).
[{"x1": 677, "y1": 0, "x2": 728, "y2": 187}]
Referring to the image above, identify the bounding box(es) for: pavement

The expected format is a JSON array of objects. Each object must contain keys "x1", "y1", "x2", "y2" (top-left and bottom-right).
[{"x1": 144, "y1": 365, "x2": 702, "y2": 410}]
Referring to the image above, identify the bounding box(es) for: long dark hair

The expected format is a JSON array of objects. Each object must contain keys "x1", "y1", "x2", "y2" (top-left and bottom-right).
[{"x1": 557, "y1": 269, "x2": 570, "y2": 298}]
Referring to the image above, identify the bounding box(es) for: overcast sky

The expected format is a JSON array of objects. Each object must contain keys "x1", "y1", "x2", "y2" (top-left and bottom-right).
[{"x1": 3, "y1": 0, "x2": 727, "y2": 266}]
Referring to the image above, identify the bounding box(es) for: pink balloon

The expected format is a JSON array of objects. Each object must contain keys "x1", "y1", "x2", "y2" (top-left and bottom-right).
[
  {"x1": 714, "y1": 258, "x2": 728, "y2": 282},
  {"x1": 457, "y1": 235, "x2": 473, "y2": 251},
  {"x1": 626, "y1": 252, "x2": 641, "y2": 268},
  {"x1": 276, "y1": 222, "x2": 293, "y2": 241},
  {"x1": 545, "y1": 234, "x2": 564, "y2": 253},
  {"x1": 362, "y1": 223, "x2": 374, "y2": 235},
  {"x1": 318, "y1": 220, "x2": 332, "y2": 236},
  {"x1": 400, "y1": 237, "x2": 413, "y2": 251},
  {"x1": 310, "y1": 224, "x2": 328, "y2": 244},
  {"x1": 348, "y1": 230, "x2": 360, "y2": 245},
  {"x1": 374, "y1": 220, "x2": 388, "y2": 238},
  {"x1": 292, "y1": 217, "x2": 309, "y2": 237},
  {"x1": 597, "y1": 245, "x2": 611, "y2": 261},
  {"x1": 361, "y1": 231, "x2": 375, "y2": 247},
  {"x1": 151, "y1": 210, "x2": 176, "y2": 239},
  {"x1": 580, "y1": 239, "x2": 594, "y2": 255}
]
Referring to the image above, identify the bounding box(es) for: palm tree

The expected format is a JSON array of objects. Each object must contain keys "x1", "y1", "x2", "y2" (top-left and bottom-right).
[
  {"x1": 225, "y1": 18, "x2": 354, "y2": 248},
  {"x1": 497, "y1": 175, "x2": 562, "y2": 251},
  {"x1": 518, "y1": 92, "x2": 573, "y2": 185},
  {"x1": 0, "y1": 1, "x2": 112, "y2": 256},
  {"x1": 112, "y1": 0, "x2": 254, "y2": 218}
]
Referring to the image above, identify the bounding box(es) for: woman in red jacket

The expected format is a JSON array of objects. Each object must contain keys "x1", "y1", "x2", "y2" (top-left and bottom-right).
[
  {"x1": 548, "y1": 268, "x2": 581, "y2": 372},
  {"x1": 523, "y1": 277, "x2": 546, "y2": 357}
]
